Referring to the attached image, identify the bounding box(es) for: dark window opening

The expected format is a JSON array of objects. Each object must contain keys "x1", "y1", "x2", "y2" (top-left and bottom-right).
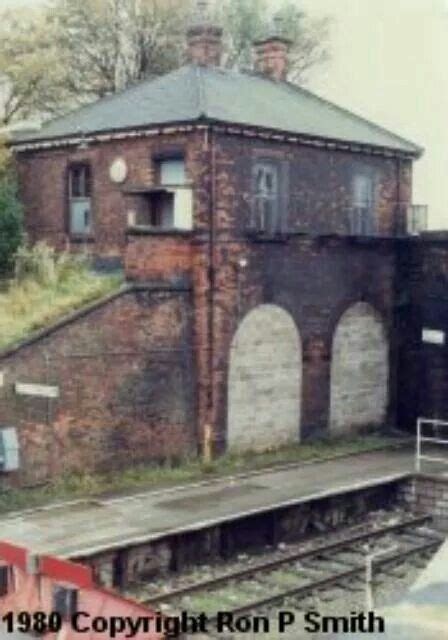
[
  {"x1": 147, "y1": 191, "x2": 175, "y2": 228},
  {"x1": 128, "y1": 157, "x2": 192, "y2": 230},
  {"x1": 68, "y1": 165, "x2": 92, "y2": 236},
  {"x1": 53, "y1": 586, "x2": 78, "y2": 620},
  {"x1": 0, "y1": 566, "x2": 10, "y2": 597}
]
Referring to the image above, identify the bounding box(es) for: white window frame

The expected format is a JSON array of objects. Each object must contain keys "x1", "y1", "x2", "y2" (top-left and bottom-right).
[
  {"x1": 68, "y1": 165, "x2": 93, "y2": 236},
  {"x1": 252, "y1": 161, "x2": 281, "y2": 234}
]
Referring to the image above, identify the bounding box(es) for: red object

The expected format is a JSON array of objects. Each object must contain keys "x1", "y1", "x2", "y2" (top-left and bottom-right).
[
  {"x1": 0, "y1": 542, "x2": 28, "y2": 572},
  {"x1": 0, "y1": 542, "x2": 164, "y2": 639},
  {"x1": 40, "y1": 555, "x2": 93, "y2": 590}
]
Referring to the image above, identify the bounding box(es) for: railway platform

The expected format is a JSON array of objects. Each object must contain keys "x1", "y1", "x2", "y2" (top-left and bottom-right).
[{"x1": 0, "y1": 448, "x2": 415, "y2": 559}]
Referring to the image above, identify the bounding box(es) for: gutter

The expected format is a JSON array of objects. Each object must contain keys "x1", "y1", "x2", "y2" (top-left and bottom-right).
[{"x1": 9, "y1": 119, "x2": 422, "y2": 161}]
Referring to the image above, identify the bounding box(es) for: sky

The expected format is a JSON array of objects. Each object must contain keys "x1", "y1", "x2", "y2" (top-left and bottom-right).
[
  {"x1": 2, "y1": 0, "x2": 447, "y2": 228},
  {"x1": 298, "y1": 0, "x2": 448, "y2": 228}
]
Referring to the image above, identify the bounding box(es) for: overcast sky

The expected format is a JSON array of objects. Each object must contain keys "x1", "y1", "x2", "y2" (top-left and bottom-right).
[
  {"x1": 299, "y1": 0, "x2": 448, "y2": 229},
  {"x1": 3, "y1": 0, "x2": 447, "y2": 227}
]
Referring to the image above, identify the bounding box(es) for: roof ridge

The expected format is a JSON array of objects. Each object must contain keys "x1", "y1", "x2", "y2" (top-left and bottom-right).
[
  {"x1": 280, "y1": 78, "x2": 422, "y2": 154},
  {"x1": 194, "y1": 65, "x2": 207, "y2": 117}
]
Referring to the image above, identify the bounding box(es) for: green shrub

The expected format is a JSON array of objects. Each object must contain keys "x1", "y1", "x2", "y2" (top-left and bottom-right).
[
  {"x1": 0, "y1": 178, "x2": 23, "y2": 274},
  {"x1": 0, "y1": 245, "x2": 122, "y2": 349},
  {"x1": 14, "y1": 241, "x2": 91, "y2": 286}
]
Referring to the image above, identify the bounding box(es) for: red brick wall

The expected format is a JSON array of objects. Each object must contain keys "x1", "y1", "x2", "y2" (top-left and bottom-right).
[
  {"x1": 0, "y1": 287, "x2": 196, "y2": 485},
  {"x1": 209, "y1": 132, "x2": 412, "y2": 236},
  {"x1": 15, "y1": 132, "x2": 202, "y2": 260},
  {"x1": 199, "y1": 132, "x2": 410, "y2": 450},
  {"x1": 125, "y1": 232, "x2": 193, "y2": 282},
  {"x1": 118, "y1": 129, "x2": 412, "y2": 452},
  {"x1": 15, "y1": 128, "x2": 412, "y2": 260},
  {"x1": 11, "y1": 126, "x2": 416, "y2": 476}
]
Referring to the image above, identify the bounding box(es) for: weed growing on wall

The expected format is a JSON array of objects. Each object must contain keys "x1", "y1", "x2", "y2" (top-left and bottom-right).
[{"x1": 0, "y1": 242, "x2": 122, "y2": 349}]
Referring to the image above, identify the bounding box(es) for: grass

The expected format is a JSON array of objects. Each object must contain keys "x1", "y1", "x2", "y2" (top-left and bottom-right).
[
  {"x1": 0, "y1": 243, "x2": 123, "y2": 350},
  {"x1": 0, "y1": 433, "x2": 410, "y2": 515}
]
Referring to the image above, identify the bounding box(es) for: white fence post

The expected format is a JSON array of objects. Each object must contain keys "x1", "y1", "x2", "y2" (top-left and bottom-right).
[
  {"x1": 416, "y1": 417, "x2": 421, "y2": 473},
  {"x1": 415, "y1": 417, "x2": 448, "y2": 473}
]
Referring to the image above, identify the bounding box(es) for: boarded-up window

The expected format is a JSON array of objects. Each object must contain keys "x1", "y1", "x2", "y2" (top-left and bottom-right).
[
  {"x1": 228, "y1": 304, "x2": 302, "y2": 452},
  {"x1": 330, "y1": 302, "x2": 388, "y2": 434}
]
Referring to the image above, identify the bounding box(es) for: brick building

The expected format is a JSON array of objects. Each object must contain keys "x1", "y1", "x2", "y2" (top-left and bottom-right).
[{"x1": 2, "y1": 15, "x2": 439, "y2": 485}]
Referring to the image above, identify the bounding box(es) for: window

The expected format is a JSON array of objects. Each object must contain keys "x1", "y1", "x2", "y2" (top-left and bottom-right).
[
  {"x1": 148, "y1": 191, "x2": 175, "y2": 229},
  {"x1": 134, "y1": 158, "x2": 192, "y2": 230},
  {"x1": 351, "y1": 175, "x2": 375, "y2": 235},
  {"x1": 68, "y1": 165, "x2": 92, "y2": 236},
  {"x1": 0, "y1": 566, "x2": 9, "y2": 597},
  {"x1": 160, "y1": 159, "x2": 186, "y2": 186},
  {"x1": 53, "y1": 586, "x2": 78, "y2": 620},
  {"x1": 251, "y1": 162, "x2": 281, "y2": 234}
]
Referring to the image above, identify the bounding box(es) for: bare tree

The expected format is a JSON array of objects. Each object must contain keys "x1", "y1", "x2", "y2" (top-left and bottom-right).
[
  {"x1": 47, "y1": 0, "x2": 187, "y2": 101},
  {"x1": 0, "y1": 0, "x2": 331, "y2": 124},
  {"x1": 0, "y1": 9, "x2": 66, "y2": 125},
  {"x1": 219, "y1": 0, "x2": 331, "y2": 83}
]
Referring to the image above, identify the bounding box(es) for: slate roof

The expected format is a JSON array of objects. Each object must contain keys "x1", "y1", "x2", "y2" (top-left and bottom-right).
[{"x1": 13, "y1": 65, "x2": 422, "y2": 156}]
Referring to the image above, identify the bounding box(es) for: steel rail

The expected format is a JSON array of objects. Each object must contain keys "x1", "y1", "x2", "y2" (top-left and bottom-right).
[
  {"x1": 208, "y1": 536, "x2": 442, "y2": 620},
  {"x1": 142, "y1": 514, "x2": 433, "y2": 606}
]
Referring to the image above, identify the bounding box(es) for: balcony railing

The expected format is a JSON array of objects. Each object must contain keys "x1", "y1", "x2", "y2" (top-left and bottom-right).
[
  {"x1": 244, "y1": 197, "x2": 428, "y2": 239},
  {"x1": 406, "y1": 205, "x2": 428, "y2": 235}
]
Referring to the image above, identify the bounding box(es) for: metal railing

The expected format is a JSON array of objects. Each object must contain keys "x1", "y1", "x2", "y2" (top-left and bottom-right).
[
  {"x1": 406, "y1": 205, "x2": 428, "y2": 235},
  {"x1": 415, "y1": 417, "x2": 448, "y2": 472},
  {"x1": 243, "y1": 198, "x2": 428, "y2": 239}
]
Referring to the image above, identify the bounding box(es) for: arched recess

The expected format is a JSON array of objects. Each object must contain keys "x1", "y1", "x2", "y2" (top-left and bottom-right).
[
  {"x1": 330, "y1": 302, "x2": 389, "y2": 434},
  {"x1": 227, "y1": 304, "x2": 302, "y2": 452}
]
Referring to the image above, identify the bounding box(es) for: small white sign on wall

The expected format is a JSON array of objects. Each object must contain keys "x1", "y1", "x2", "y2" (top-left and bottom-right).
[
  {"x1": 15, "y1": 383, "x2": 60, "y2": 399},
  {"x1": 422, "y1": 328, "x2": 445, "y2": 345},
  {"x1": 0, "y1": 372, "x2": 4, "y2": 388}
]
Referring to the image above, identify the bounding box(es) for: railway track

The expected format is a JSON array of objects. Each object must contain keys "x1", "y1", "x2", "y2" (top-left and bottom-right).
[{"x1": 140, "y1": 514, "x2": 442, "y2": 617}]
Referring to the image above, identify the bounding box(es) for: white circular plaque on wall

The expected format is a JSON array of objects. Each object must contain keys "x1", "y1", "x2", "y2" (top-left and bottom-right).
[{"x1": 109, "y1": 157, "x2": 128, "y2": 184}]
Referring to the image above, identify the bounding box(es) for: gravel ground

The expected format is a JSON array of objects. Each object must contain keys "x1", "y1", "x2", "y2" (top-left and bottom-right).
[
  {"x1": 125, "y1": 509, "x2": 439, "y2": 640},
  {"x1": 200, "y1": 558, "x2": 428, "y2": 639}
]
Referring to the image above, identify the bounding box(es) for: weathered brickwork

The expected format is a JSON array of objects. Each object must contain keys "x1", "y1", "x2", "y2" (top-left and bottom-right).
[
  {"x1": 6, "y1": 123, "x2": 420, "y2": 480},
  {"x1": 227, "y1": 304, "x2": 302, "y2": 452},
  {"x1": 15, "y1": 131, "x2": 204, "y2": 262},
  {"x1": 399, "y1": 475, "x2": 448, "y2": 529},
  {"x1": 329, "y1": 302, "x2": 389, "y2": 434},
  {"x1": 0, "y1": 286, "x2": 196, "y2": 485},
  {"x1": 203, "y1": 131, "x2": 406, "y2": 451},
  {"x1": 208, "y1": 132, "x2": 412, "y2": 237},
  {"x1": 125, "y1": 232, "x2": 193, "y2": 283}
]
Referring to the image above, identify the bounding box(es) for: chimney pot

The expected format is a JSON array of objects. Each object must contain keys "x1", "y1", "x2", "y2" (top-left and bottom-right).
[
  {"x1": 253, "y1": 35, "x2": 292, "y2": 82},
  {"x1": 186, "y1": 2, "x2": 222, "y2": 67},
  {"x1": 186, "y1": 23, "x2": 223, "y2": 66}
]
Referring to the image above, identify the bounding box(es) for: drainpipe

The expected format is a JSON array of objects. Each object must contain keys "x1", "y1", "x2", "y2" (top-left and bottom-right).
[
  {"x1": 203, "y1": 125, "x2": 216, "y2": 458},
  {"x1": 391, "y1": 157, "x2": 403, "y2": 431}
]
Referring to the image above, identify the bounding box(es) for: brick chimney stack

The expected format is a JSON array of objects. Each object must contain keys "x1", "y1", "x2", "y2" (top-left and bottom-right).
[
  {"x1": 253, "y1": 18, "x2": 292, "y2": 81},
  {"x1": 186, "y1": 1, "x2": 223, "y2": 67}
]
